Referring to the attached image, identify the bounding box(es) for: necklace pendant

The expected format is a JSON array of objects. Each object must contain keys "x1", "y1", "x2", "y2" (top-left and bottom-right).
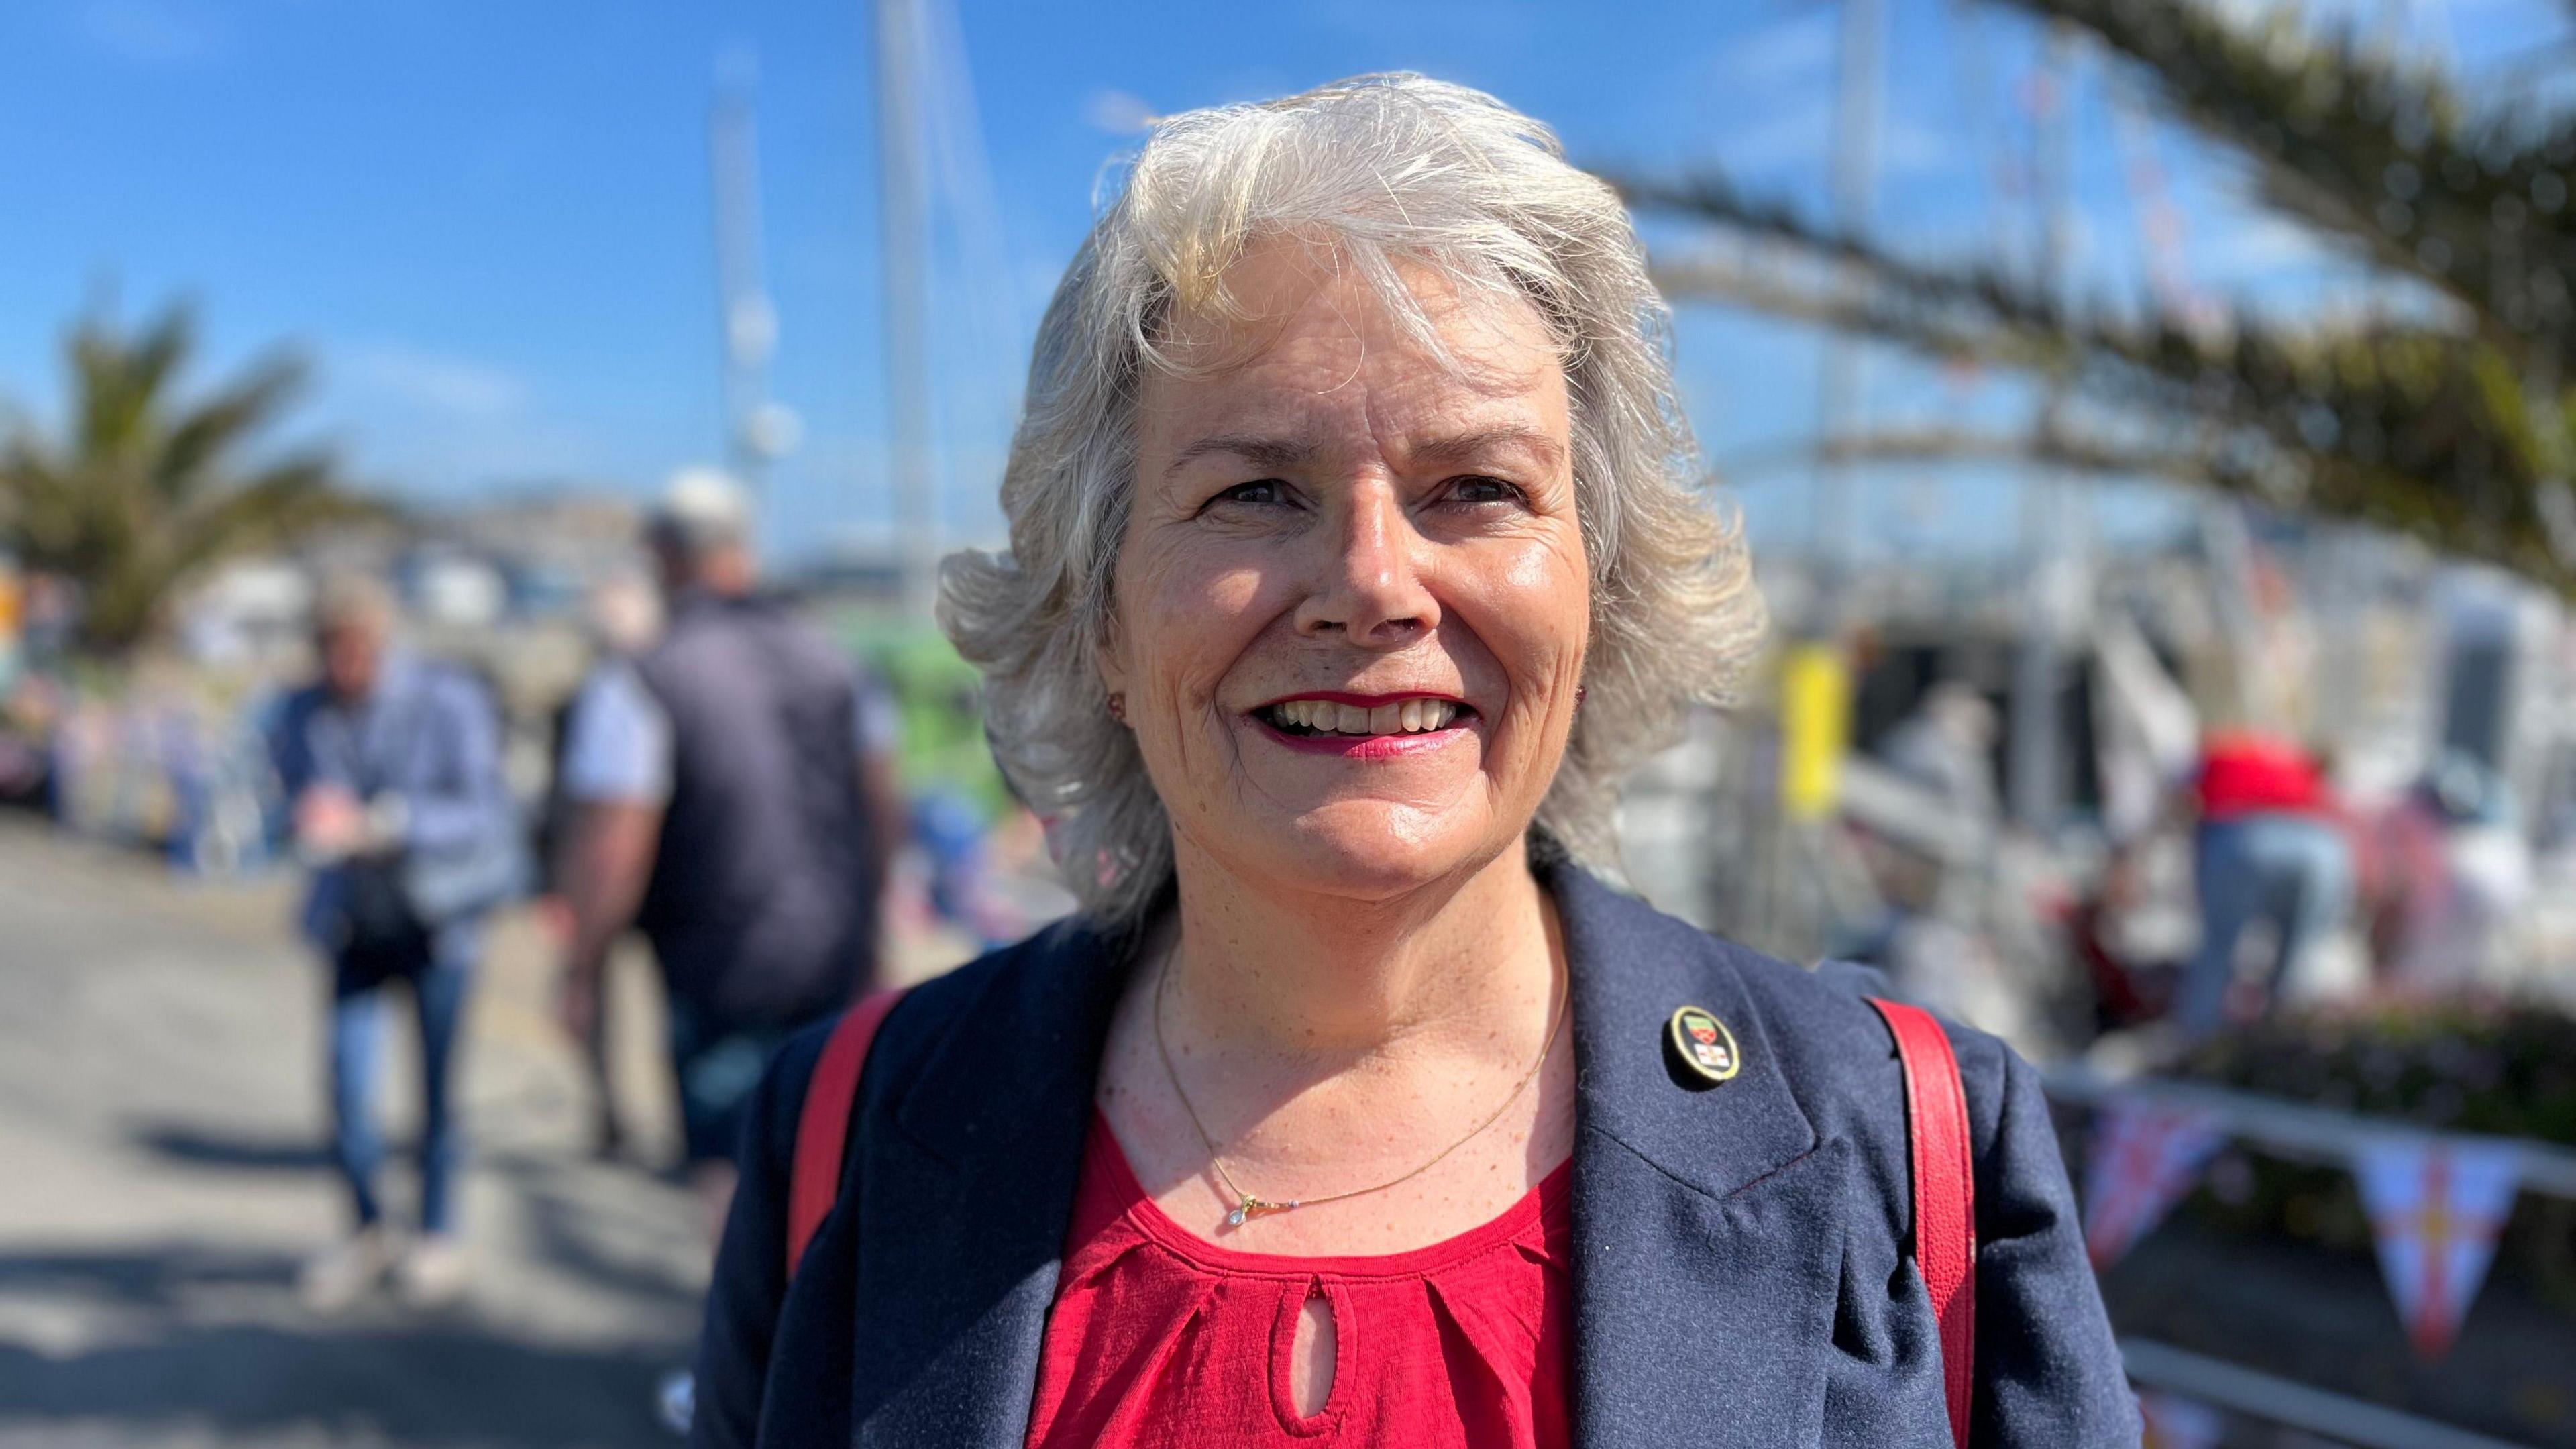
[{"x1": 1232, "y1": 1195, "x2": 1295, "y2": 1226}]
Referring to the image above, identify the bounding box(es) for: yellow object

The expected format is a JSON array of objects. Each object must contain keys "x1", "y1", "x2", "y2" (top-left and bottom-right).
[{"x1": 1780, "y1": 642, "x2": 1850, "y2": 822}]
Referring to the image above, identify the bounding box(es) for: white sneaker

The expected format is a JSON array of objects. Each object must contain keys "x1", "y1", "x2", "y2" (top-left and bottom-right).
[
  {"x1": 300, "y1": 1227, "x2": 398, "y2": 1312},
  {"x1": 394, "y1": 1234, "x2": 472, "y2": 1307}
]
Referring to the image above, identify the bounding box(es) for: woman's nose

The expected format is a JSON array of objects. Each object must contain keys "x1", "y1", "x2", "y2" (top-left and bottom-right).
[{"x1": 1291, "y1": 482, "x2": 1440, "y2": 645}]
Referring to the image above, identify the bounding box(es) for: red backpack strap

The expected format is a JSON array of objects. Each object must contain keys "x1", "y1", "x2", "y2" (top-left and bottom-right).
[
  {"x1": 786, "y1": 987, "x2": 907, "y2": 1280},
  {"x1": 1868, "y1": 997, "x2": 1977, "y2": 1448}
]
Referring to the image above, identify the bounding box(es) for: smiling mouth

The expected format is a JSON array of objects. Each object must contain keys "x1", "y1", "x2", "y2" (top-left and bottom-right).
[{"x1": 1252, "y1": 697, "x2": 1475, "y2": 737}]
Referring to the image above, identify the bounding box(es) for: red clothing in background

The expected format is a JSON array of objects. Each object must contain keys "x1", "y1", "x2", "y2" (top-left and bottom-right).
[
  {"x1": 2196, "y1": 731, "x2": 2329, "y2": 820},
  {"x1": 1024, "y1": 1113, "x2": 1573, "y2": 1449}
]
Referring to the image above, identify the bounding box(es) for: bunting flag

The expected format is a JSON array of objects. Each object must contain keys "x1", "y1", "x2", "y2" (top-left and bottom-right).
[
  {"x1": 2082, "y1": 1101, "x2": 2226, "y2": 1268},
  {"x1": 2137, "y1": 1391, "x2": 2225, "y2": 1449},
  {"x1": 2355, "y1": 1140, "x2": 2522, "y2": 1360}
]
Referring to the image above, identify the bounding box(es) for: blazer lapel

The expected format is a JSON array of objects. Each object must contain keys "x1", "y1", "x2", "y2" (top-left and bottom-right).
[
  {"x1": 839, "y1": 863, "x2": 1845, "y2": 1448},
  {"x1": 846, "y1": 920, "x2": 1132, "y2": 1448},
  {"x1": 1550, "y1": 862, "x2": 1845, "y2": 1449}
]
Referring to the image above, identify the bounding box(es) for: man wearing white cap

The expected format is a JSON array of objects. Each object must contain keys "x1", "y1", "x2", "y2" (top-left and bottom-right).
[{"x1": 553, "y1": 470, "x2": 903, "y2": 1223}]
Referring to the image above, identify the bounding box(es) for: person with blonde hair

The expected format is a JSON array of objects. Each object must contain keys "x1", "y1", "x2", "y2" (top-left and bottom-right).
[{"x1": 690, "y1": 75, "x2": 2130, "y2": 1448}]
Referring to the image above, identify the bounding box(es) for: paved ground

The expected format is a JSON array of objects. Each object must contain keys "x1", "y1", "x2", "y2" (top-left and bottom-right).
[{"x1": 0, "y1": 816, "x2": 708, "y2": 1448}]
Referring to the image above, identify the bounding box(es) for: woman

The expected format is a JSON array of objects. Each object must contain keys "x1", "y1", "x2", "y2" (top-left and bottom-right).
[{"x1": 694, "y1": 75, "x2": 2133, "y2": 1448}]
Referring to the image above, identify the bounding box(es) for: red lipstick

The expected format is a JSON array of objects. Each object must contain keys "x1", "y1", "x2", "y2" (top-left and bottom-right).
[{"x1": 1252, "y1": 720, "x2": 1464, "y2": 759}]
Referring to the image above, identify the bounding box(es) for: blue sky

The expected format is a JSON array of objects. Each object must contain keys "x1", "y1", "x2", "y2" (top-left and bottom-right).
[{"x1": 2, "y1": 0, "x2": 2565, "y2": 566}]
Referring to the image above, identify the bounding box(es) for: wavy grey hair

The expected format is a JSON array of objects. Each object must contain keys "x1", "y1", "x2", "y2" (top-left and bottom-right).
[{"x1": 938, "y1": 72, "x2": 1764, "y2": 922}]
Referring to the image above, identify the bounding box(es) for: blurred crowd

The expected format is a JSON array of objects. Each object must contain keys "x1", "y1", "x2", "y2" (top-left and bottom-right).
[{"x1": 0, "y1": 472, "x2": 1071, "y2": 1329}]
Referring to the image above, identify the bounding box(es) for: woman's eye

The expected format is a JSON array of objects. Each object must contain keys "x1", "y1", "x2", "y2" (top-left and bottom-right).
[
  {"x1": 1211, "y1": 479, "x2": 1286, "y2": 508},
  {"x1": 1449, "y1": 476, "x2": 1522, "y2": 506}
]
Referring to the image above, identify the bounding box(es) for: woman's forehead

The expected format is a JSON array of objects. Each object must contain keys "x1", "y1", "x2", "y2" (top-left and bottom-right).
[
  {"x1": 1159, "y1": 239, "x2": 1555, "y2": 366},
  {"x1": 1144, "y1": 246, "x2": 1568, "y2": 453}
]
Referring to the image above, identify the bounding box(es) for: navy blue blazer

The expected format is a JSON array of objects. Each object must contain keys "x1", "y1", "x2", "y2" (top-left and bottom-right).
[{"x1": 691, "y1": 857, "x2": 2139, "y2": 1448}]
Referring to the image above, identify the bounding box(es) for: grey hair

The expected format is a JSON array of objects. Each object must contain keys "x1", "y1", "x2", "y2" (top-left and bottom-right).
[
  {"x1": 938, "y1": 72, "x2": 1764, "y2": 922},
  {"x1": 311, "y1": 571, "x2": 400, "y2": 639}
]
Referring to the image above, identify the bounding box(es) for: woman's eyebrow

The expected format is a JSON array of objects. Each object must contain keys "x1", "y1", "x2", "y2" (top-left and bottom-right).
[
  {"x1": 1167, "y1": 426, "x2": 1563, "y2": 478},
  {"x1": 1404, "y1": 425, "x2": 1564, "y2": 472},
  {"x1": 1164, "y1": 434, "x2": 1316, "y2": 476}
]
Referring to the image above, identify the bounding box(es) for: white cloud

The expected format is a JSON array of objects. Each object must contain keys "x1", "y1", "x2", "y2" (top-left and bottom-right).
[
  {"x1": 337, "y1": 344, "x2": 529, "y2": 421},
  {"x1": 72, "y1": 0, "x2": 222, "y2": 68},
  {"x1": 323, "y1": 341, "x2": 607, "y2": 488},
  {"x1": 1082, "y1": 88, "x2": 1158, "y2": 137}
]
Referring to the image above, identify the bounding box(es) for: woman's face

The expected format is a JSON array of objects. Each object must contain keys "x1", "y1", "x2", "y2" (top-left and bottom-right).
[{"x1": 1106, "y1": 239, "x2": 1589, "y2": 906}]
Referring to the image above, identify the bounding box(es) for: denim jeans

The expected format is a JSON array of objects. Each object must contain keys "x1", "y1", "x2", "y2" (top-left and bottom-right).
[
  {"x1": 329, "y1": 922, "x2": 479, "y2": 1234},
  {"x1": 2180, "y1": 813, "x2": 2353, "y2": 1040}
]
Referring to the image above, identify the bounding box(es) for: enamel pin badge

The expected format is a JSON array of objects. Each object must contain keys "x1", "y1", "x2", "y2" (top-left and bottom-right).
[{"x1": 1666, "y1": 1005, "x2": 1740, "y2": 1085}]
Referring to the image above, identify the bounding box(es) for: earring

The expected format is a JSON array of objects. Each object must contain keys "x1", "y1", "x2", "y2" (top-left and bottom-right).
[
  {"x1": 1576, "y1": 686, "x2": 1587, "y2": 706},
  {"x1": 1107, "y1": 692, "x2": 1127, "y2": 723}
]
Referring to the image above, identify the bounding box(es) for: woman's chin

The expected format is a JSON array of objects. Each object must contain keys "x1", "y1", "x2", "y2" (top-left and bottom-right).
[{"x1": 1213, "y1": 802, "x2": 1513, "y2": 902}]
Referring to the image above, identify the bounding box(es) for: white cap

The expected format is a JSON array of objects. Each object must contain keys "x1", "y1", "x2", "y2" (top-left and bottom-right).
[{"x1": 650, "y1": 467, "x2": 753, "y2": 554}]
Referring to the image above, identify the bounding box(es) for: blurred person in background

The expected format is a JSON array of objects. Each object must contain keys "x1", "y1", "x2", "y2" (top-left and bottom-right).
[
  {"x1": 552, "y1": 471, "x2": 902, "y2": 1226},
  {"x1": 1878, "y1": 679, "x2": 2002, "y2": 827},
  {"x1": 2176, "y1": 728, "x2": 2355, "y2": 1041},
  {"x1": 268, "y1": 574, "x2": 521, "y2": 1309},
  {"x1": 538, "y1": 570, "x2": 665, "y2": 1159},
  {"x1": 2366, "y1": 749, "x2": 2529, "y2": 995},
  {"x1": 1853, "y1": 682, "x2": 2005, "y2": 1019},
  {"x1": 692, "y1": 76, "x2": 2129, "y2": 1448}
]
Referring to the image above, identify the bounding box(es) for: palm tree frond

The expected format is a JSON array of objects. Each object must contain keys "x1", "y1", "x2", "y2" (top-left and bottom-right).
[
  {"x1": 1621, "y1": 168, "x2": 2573, "y2": 581},
  {"x1": 1, "y1": 302, "x2": 364, "y2": 651},
  {"x1": 1998, "y1": 0, "x2": 2576, "y2": 375},
  {"x1": 155, "y1": 351, "x2": 309, "y2": 502}
]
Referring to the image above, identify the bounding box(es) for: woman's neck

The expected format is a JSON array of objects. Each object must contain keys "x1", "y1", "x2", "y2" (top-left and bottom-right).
[{"x1": 1157, "y1": 837, "x2": 1560, "y2": 1070}]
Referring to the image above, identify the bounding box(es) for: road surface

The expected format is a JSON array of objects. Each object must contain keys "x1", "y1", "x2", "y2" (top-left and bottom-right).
[{"x1": 0, "y1": 817, "x2": 704, "y2": 1448}]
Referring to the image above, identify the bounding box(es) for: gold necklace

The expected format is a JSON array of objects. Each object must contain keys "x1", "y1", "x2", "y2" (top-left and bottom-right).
[{"x1": 1150, "y1": 947, "x2": 1570, "y2": 1228}]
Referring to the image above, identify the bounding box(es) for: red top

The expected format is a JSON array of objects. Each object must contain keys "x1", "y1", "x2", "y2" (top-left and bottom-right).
[
  {"x1": 2196, "y1": 730, "x2": 2330, "y2": 820},
  {"x1": 1024, "y1": 1113, "x2": 1574, "y2": 1449}
]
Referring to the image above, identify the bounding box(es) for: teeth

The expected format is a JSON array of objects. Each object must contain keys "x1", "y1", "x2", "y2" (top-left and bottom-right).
[{"x1": 1268, "y1": 699, "x2": 1460, "y2": 733}]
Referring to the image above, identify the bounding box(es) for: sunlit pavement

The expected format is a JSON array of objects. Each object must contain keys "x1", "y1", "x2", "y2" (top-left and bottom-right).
[{"x1": 0, "y1": 817, "x2": 705, "y2": 1448}]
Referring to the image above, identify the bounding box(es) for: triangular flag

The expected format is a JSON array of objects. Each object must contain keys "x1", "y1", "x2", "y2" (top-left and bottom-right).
[
  {"x1": 2082, "y1": 1099, "x2": 2225, "y2": 1268},
  {"x1": 2355, "y1": 1138, "x2": 2521, "y2": 1360},
  {"x1": 2138, "y1": 1391, "x2": 2225, "y2": 1449}
]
